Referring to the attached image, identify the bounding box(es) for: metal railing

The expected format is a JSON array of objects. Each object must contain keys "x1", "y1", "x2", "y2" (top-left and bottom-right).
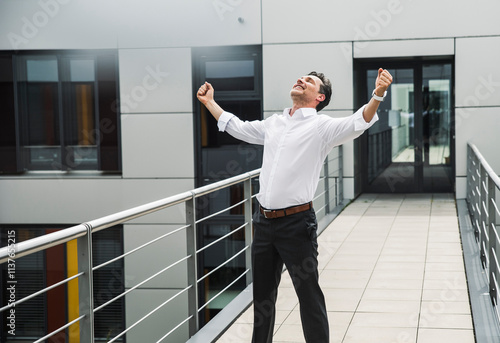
[
  {"x1": 0, "y1": 146, "x2": 343, "y2": 343},
  {"x1": 466, "y1": 142, "x2": 500, "y2": 324}
]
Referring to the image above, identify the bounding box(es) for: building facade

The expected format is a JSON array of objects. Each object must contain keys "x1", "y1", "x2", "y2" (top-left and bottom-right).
[{"x1": 1, "y1": 0, "x2": 500, "y2": 342}]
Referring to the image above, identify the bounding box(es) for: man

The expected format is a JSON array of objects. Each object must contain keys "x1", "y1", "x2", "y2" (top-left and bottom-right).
[{"x1": 197, "y1": 68, "x2": 393, "y2": 343}]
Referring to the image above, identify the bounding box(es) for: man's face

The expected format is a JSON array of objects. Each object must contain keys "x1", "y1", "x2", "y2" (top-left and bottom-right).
[{"x1": 290, "y1": 75, "x2": 324, "y2": 105}]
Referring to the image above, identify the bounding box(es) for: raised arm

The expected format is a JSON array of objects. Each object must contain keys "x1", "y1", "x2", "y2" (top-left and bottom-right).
[
  {"x1": 363, "y1": 68, "x2": 393, "y2": 122},
  {"x1": 197, "y1": 82, "x2": 224, "y2": 121}
]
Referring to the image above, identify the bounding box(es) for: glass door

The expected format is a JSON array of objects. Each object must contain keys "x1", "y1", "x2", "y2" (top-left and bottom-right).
[{"x1": 359, "y1": 60, "x2": 454, "y2": 193}]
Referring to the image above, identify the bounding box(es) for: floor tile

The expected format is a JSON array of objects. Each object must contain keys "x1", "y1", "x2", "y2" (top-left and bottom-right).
[{"x1": 416, "y1": 328, "x2": 474, "y2": 343}]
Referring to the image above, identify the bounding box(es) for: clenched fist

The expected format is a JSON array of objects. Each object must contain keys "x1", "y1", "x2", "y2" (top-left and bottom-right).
[
  {"x1": 374, "y1": 68, "x2": 393, "y2": 97},
  {"x1": 197, "y1": 82, "x2": 214, "y2": 105}
]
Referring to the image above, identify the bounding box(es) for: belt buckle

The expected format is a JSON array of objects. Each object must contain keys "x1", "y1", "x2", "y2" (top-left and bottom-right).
[{"x1": 262, "y1": 208, "x2": 274, "y2": 219}]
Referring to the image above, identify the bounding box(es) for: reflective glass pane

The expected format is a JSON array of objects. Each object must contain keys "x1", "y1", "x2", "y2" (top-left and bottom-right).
[
  {"x1": 422, "y1": 64, "x2": 452, "y2": 191},
  {"x1": 70, "y1": 59, "x2": 95, "y2": 82},
  {"x1": 205, "y1": 60, "x2": 255, "y2": 91},
  {"x1": 367, "y1": 68, "x2": 415, "y2": 192},
  {"x1": 26, "y1": 59, "x2": 58, "y2": 82}
]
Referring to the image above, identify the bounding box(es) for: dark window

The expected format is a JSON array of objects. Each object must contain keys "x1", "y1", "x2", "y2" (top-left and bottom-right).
[
  {"x1": 0, "y1": 55, "x2": 17, "y2": 173},
  {"x1": 0, "y1": 51, "x2": 120, "y2": 174},
  {"x1": 192, "y1": 46, "x2": 262, "y2": 327},
  {"x1": 0, "y1": 226, "x2": 124, "y2": 342}
]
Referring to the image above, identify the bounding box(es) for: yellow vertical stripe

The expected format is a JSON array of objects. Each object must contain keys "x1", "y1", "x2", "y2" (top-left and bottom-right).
[{"x1": 67, "y1": 239, "x2": 80, "y2": 343}]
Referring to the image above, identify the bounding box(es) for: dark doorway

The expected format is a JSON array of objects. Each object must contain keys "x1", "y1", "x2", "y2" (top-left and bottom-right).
[{"x1": 355, "y1": 59, "x2": 455, "y2": 193}]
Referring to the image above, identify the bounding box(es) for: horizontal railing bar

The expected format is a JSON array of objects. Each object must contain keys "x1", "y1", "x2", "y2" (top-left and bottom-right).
[
  {"x1": 195, "y1": 198, "x2": 247, "y2": 225},
  {"x1": 94, "y1": 254, "x2": 191, "y2": 313},
  {"x1": 492, "y1": 198, "x2": 500, "y2": 217},
  {"x1": 196, "y1": 222, "x2": 247, "y2": 255},
  {"x1": 197, "y1": 246, "x2": 248, "y2": 284},
  {"x1": 313, "y1": 190, "x2": 327, "y2": 202},
  {"x1": 89, "y1": 170, "x2": 261, "y2": 233},
  {"x1": 492, "y1": 248, "x2": 500, "y2": 276},
  {"x1": 493, "y1": 223, "x2": 500, "y2": 245},
  {"x1": 107, "y1": 285, "x2": 192, "y2": 343},
  {"x1": 198, "y1": 269, "x2": 250, "y2": 312},
  {"x1": 316, "y1": 203, "x2": 328, "y2": 214},
  {"x1": 193, "y1": 169, "x2": 260, "y2": 198},
  {"x1": 32, "y1": 315, "x2": 85, "y2": 343},
  {"x1": 483, "y1": 201, "x2": 490, "y2": 219},
  {"x1": 88, "y1": 192, "x2": 193, "y2": 234},
  {"x1": 156, "y1": 315, "x2": 193, "y2": 343},
  {"x1": 93, "y1": 224, "x2": 190, "y2": 271},
  {"x1": 0, "y1": 224, "x2": 88, "y2": 264},
  {"x1": 0, "y1": 272, "x2": 84, "y2": 313},
  {"x1": 470, "y1": 143, "x2": 500, "y2": 189}
]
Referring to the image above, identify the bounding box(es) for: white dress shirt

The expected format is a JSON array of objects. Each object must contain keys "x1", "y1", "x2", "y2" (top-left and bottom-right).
[{"x1": 217, "y1": 105, "x2": 378, "y2": 209}]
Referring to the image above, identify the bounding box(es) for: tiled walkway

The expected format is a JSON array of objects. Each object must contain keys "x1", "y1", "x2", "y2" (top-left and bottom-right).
[{"x1": 217, "y1": 194, "x2": 474, "y2": 343}]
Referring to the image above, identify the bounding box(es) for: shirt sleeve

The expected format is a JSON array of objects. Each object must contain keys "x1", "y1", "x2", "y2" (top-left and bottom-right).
[
  {"x1": 318, "y1": 104, "x2": 379, "y2": 149},
  {"x1": 217, "y1": 111, "x2": 266, "y2": 145}
]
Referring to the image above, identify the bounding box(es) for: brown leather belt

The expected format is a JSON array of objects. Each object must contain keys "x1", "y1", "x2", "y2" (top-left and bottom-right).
[{"x1": 260, "y1": 202, "x2": 312, "y2": 219}]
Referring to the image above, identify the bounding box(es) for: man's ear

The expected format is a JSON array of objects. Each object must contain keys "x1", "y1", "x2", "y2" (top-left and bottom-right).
[{"x1": 317, "y1": 94, "x2": 325, "y2": 102}]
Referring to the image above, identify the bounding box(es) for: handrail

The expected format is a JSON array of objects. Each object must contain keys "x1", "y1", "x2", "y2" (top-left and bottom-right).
[
  {"x1": 466, "y1": 142, "x2": 500, "y2": 327},
  {"x1": 0, "y1": 145, "x2": 345, "y2": 342},
  {"x1": 0, "y1": 224, "x2": 88, "y2": 264},
  {"x1": 469, "y1": 143, "x2": 500, "y2": 189}
]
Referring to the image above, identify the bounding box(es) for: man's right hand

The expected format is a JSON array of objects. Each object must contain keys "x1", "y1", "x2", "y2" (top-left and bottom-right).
[
  {"x1": 196, "y1": 81, "x2": 224, "y2": 121},
  {"x1": 197, "y1": 82, "x2": 214, "y2": 105}
]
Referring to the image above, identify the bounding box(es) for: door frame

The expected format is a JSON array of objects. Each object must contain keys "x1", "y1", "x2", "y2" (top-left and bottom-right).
[{"x1": 354, "y1": 57, "x2": 456, "y2": 194}]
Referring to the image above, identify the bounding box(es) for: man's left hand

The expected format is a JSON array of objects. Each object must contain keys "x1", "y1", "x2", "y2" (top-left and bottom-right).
[{"x1": 374, "y1": 68, "x2": 393, "y2": 96}]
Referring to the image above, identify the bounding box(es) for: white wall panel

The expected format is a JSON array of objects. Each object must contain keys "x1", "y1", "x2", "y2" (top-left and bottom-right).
[
  {"x1": 0, "y1": 178, "x2": 193, "y2": 224},
  {"x1": 344, "y1": 177, "x2": 355, "y2": 200},
  {"x1": 456, "y1": 37, "x2": 500, "y2": 108},
  {"x1": 125, "y1": 289, "x2": 189, "y2": 343},
  {"x1": 0, "y1": 0, "x2": 119, "y2": 50},
  {"x1": 353, "y1": 39, "x2": 454, "y2": 59},
  {"x1": 116, "y1": 0, "x2": 261, "y2": 48},
  {"x1": 263, "y1": 43, "x2": 353, "y2": 112},
  {"x1": 455, "y1": 107, "x2": 500, "y2": 177},
  {"x1": 119, "y1": 48, "x2": 192, "y2": 114},
  {"x1": 456, "y1": 176, "x2": 466, "y2": 199},
  {"x1": 263, "y1": 0, "x2": 500, "y2": 44},
  {"x1": 121, "y1": 113, "x2": 194, "y2": 178},
  {"x1": 124, "y1": 224, "x2": 187, "y2": 289},
  {"x1": 0, "y1": 0, "x2": 261, "y2": 50}
]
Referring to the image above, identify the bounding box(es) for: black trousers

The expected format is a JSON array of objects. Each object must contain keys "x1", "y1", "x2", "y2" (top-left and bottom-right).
[{"x1": 251, "y1": 207, "x2": 329, "y2": 343}]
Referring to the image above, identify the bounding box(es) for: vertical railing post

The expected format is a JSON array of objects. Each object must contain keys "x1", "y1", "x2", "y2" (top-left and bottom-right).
[
  {"x1": 467, "y1": 145, "x2": 472, "y2": 206},
  {"x1": 243, "y1": 176, "x2": 253, "y2": 286},
  {"x1": 488, "y1": 175, "x2": 498, "y2": 304},
  {"x1": 186, "y1": 194, "x2": 199, "y2": 337},
  {"x1": 481, "y1": 165, "x2": 489, "y2": 269},
  {"x1": 78, "y1": 224, "x2": 94, "y2": 343},
  {"x1": 474, "y1": 153, "x2": 481, "y2": 242},
  {"x1": 338, "y1": 145, "x2": 344, "y2": 205},
  {"x1": 324, "y1": 157, "x2": 330, "y2": 214}
]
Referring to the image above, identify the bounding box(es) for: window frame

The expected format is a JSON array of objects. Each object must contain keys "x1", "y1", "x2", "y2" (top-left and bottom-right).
[{"x1": 0, "y1": 50, "x2": 121, "y2": 174}]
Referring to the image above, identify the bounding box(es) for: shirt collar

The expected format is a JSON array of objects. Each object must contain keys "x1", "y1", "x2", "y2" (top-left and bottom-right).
[{"x1": 282, "y1": 107, "x2": 318, "y2": 118}]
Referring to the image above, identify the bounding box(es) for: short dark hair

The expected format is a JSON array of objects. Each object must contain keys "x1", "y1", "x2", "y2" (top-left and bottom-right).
[{"x1": 308, "y1": 71, "x2": 332, "y2": 112}]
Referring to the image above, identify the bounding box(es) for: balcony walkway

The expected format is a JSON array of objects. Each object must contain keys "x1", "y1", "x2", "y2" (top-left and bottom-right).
[{"x1": 216, "y1": 193, "x2": 474, "y2": 343}]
